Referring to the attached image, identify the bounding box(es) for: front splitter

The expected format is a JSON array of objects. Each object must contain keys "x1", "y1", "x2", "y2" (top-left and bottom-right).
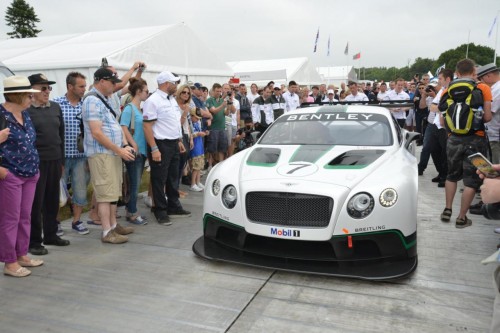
[{"x1": 193, "y1": 236, "x2": 417, "y2": 281}]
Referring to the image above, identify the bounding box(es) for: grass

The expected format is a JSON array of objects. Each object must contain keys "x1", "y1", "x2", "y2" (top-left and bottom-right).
[{"x1": 57, "y1": 171, "x2": 151, "y2": 221}]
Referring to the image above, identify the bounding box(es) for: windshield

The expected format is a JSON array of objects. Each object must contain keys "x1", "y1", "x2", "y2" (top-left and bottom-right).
[
  {"x1": 259, "y1": 112, "x2": 393, "y2": 146},
  {"x1": 0, "y1": 65, "x2": 15, "y2": 104}
]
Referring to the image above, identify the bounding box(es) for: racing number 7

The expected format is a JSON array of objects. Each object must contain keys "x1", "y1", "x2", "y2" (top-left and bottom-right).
[{"x1": 287, "y1": 163, "x2": 310, "y2": 174}]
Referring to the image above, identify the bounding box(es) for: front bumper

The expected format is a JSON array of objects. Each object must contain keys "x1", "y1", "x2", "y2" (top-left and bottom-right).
[{"x1": 192, "y1": 214, "x2": 417, "y2": 280}]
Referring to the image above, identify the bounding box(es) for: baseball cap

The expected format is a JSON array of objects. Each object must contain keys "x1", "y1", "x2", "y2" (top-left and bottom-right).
[
  {"x1": 157, "y1": 71, "x2": 180, "y2": 85},
  {"x1": 94, "y1": 68, "x2": 122, "y2": 83},
  {"x1": 327, "y1": 89, "x2": 334, "y2": 95},
  {"x1": 193, "y1": 82, "x2": 203, "y2": 89},
  {"x1": 28, "y1": 73, "x2": 56, "y2": 85}
]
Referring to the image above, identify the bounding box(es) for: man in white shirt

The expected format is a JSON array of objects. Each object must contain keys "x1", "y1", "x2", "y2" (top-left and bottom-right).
[
  {"x1": 377, "y1": 82, "x2": 389, "y2": 101},
  {"x1": 383, "y1": 78, "x2": 410, "y2": 128},
  {"x1": 344, "y1": 81, "x2": 369, "y2": 102},
  {"x1": 283, "y1": 80, "x2": 300, "y2": 112}
]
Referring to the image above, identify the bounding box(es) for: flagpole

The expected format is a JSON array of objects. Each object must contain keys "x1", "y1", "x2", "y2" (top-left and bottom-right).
[
  {"x1": 495, "y1": 10, "x2": 499, "y2": 64},
  {"x1": 466, "y1": 29, "x2": 470, "y2": 59}
]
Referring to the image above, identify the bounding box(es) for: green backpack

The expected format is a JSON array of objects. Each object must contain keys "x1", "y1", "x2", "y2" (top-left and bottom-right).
[{"x1": 438, "y1": 78, "x2": 484, "y2": 135}]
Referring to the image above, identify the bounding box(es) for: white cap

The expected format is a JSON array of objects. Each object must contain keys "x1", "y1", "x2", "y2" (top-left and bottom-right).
[
  {"x1": 157, "y1": 71, "x2": 180, "y2": 85},
  {"x1": 327, "y1": 89, "x2": 335, "y2": 95}
]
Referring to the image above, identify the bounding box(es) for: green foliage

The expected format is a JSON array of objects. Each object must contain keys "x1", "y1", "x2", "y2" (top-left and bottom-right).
[
  {"x1": 5, "y1": 0, "x2": 41, "y2": 38},
  {"x1": 360, "y1": 44, "x2": 499, "y2": 82}
]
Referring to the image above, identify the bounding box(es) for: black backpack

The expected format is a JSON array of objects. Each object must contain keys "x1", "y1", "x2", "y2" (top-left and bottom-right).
[{"x1": 438, "y1": 78, "x2": 484, "y2": 135}]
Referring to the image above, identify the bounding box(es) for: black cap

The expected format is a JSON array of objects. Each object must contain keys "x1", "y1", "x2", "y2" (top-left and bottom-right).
[
  {"x1": 94, "y1": 68, "x2": 122, "y2": 83},
  {"x1": 477, "y1": 63, "x2": 498, "y2": 78},
  {"x1": 193, "y1": 82, "x2": 203, "y2": 89},
  {"x1": 28, "y1": 73, "x2": 56, "y2": 85}
]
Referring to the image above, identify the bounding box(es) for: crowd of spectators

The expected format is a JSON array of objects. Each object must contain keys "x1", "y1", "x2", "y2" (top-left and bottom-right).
[{"x1": 0, "y1": 57, "x2": 499, "y2": 280}]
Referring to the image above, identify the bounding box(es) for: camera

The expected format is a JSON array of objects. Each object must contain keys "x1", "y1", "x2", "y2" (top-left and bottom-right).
[
  {"x1": 227, "y1": 91, "x2": 232, "y2": 97},
  {"x1": 482, "y1": 202, "x2": 500, "y2": 220},
  {"x1": 138, "y1": 64, "x2": 145, "y2": 72}
]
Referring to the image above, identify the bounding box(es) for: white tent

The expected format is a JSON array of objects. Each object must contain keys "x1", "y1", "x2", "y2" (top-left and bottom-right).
[
  {"x1": 0, "y1": 23, "x2": 233, "y2": 97},
  {"x1": 317, "y1": 66, "x2": 357, "y2": 87},
  {"x1": 228, "y1": 57, "x2": 323, "y2": 87}
]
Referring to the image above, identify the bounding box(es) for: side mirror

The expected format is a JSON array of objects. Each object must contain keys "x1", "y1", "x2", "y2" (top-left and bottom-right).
[{"x1": 404, "y1": 131, "x2": 421, "y2": 150}]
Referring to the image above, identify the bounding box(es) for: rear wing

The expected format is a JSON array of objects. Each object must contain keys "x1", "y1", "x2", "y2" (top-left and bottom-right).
[{"x1": 301, "y1": 100, "x2": 415, "y2": 109}]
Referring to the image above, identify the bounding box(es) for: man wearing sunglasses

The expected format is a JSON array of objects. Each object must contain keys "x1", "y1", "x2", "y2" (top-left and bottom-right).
[{"x1": 27, "y1": 74, "x2": 70, "y2": 255}]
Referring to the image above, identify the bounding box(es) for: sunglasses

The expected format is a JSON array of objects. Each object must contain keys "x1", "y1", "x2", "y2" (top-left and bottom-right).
[
  {"x1": 181, "y1": 91, "x2": 190, "y2": 95},
  {"x1": 39, "y1": 86, "x2": 52, "y2": 92}
]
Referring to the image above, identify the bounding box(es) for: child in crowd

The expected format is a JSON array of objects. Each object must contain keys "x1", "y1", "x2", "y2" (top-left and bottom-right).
[{"x1": 190, "y1": 108, "x2": 208, "y2": 192}]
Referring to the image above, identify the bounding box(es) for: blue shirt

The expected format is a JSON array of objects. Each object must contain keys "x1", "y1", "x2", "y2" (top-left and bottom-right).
[
  {"x1": 82, "y1": 88, "x2": 122, "y2": 157},
  {"x1": 52, "y1": 95, "x2": 85, "y2": 159},
  {"x1": 120, "y1": 103, "x2": 147, "y2": 156},
  {"x1": 0, "y1": 105, "x2": 39, "y2": 177},
  {"x1": 190, "y1": 121, "x2": 204, "y2": 158}
]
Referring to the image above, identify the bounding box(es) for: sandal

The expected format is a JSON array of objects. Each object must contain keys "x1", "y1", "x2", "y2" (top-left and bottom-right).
[
  {"x1": 456, "y1": 216, "x2": 472, "y2": 229},
  {"x1": 440, "y1": 208, "x2": 452, "y2": 222}
]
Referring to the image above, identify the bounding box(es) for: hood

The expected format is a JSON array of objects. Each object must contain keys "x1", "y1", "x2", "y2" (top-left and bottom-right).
[{"x1": 240, "y1": 144, "x2": 390, "y2": 188}]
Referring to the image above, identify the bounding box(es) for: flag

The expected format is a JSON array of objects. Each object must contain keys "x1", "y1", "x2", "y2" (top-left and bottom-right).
[
  {"x1": 344, "y1": 42, "x2": 349, "y2": 55},
  {"x1": 435, "y1": 63, "x2": 446, "y2": 77},
  {"x1": 488, "y1": 16, "x2": 497, "y2": 38},
  {"x1": 353, "y1": 52, "x2": 360, "y2": 60},
  {"x1": 313, "y1": 27, "x2": 319, "y2": 53},
  {"x1": 327, "y1": 35, "x2": 331, "y2": 56}
]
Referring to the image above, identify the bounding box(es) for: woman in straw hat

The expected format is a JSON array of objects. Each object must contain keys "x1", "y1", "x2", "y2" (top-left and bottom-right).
[{"x1": 0, "y1": 76, "x2": 42, "y2": 277}]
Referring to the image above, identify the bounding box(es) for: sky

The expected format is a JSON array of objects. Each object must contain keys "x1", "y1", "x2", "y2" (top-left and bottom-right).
[{"x1": 0, "y1": 0, "x2": 498, "y2": 68}]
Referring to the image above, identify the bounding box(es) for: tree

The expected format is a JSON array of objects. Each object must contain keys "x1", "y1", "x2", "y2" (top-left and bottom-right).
[
  {"x1": 434, "y1": 43, "x2": 499, "y2": 73},
  {"x1": 5, "y1": 0, "x2": 41, "y2": 39}
]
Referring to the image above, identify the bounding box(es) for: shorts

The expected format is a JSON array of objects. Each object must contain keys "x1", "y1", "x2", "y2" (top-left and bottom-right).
[
  {"x1": 191, "y1": 155, "x2": 204, "y2": 171},
  {"x1": 226, "y1": 125, "x2": 238, "y2": 146},
  {"x1": 206, "y1": 129, "x2": 228, "y2": 153},
  {"x1": 63, "y1": 157, "x2": 90, "y2": 206},
  {"x1": 446, "y1": 134, "x2": 487, "y2": 189},
  {"x1": 88, "y1": 154, "x2": 123, "y2": 202}
]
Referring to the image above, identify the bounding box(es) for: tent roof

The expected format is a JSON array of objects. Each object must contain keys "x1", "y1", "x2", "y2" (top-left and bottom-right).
[
  {"x1": 0, "y1": 24, "x2": 232, "y2": 76},
  {"x1": 316, "y1": 66, "x2": 355, "y2": 78},
  {"x1": 228, "y1": 57, "x2": 323, "y2": 85}
]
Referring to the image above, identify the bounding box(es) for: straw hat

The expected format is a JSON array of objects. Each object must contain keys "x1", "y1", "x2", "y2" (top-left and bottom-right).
[{"x1": 1, "y1": 76, "x2": 40, "y2": 94}]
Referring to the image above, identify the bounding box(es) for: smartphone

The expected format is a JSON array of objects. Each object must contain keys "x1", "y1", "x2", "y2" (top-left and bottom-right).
[{"x1": 468, "y1": 152, "x2": 500, "y2": 178}]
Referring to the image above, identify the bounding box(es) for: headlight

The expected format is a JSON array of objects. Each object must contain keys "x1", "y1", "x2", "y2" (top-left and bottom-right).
[
  {"x1": 347, "y1": 192, "x2": 374, "y2": 219},
  {"x1": 212, "y1": 179, "x2": 221, "y2": 196},
  {"x1": 222, "y1": 185, "x2": 237, "y2": 209},
  {"x1": 379, "y1": 188, "x2": 398, "y2": 207}
]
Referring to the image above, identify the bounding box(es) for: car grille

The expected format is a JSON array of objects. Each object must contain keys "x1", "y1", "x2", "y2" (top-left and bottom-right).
[{"x1": 245, "y1": 192, "x2": 333, "y2": 227}]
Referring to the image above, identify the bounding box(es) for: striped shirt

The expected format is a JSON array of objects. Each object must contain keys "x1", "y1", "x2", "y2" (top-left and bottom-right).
[
  {"x1": 82, "y1": 88, "x2": 122, "y2": 156},
  {"x1": 52, "y1": 95, "x2": 85, "y2": 159}
]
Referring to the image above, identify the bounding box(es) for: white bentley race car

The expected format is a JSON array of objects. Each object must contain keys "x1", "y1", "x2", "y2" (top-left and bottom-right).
[{"x1": 193, "y1": 104, "x2": 420, "y2": 280}]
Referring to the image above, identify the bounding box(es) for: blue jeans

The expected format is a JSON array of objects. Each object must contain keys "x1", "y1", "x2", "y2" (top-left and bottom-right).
[
  {"x1": 125, "y1": 154, "x2": 146, "y2": 214},
  {"x1": 63, "y1": 157, "x2": 90, "y2": 206},
  {"x1": 418, "y1": 123, "x2": 438, "y2": 173}
]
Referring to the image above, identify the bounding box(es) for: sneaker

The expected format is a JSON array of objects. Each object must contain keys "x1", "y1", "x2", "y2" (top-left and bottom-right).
[
  {"x1": 72, "y1": 221, "x2": 90, "y2": 235},
  {"x1": 126, "y1": 215, "x2": 148, "y2": 225},
  {"x1": 440, "y1": 208, "x2": 452, "y2": 222},
  {"x1": 156, "y1": 215, "x2": 172, "y2": 226},
  {"x1": 114, "y1": 223, "x2": 134, "y2": 235},
  {"x1": 168, "y1": 209, "x2": 191, "y2": 218},
  {"x1": 144, "y1": 196, "x2": 153, "y2": 208},
  {"x1": 197, "y1": 182, "x2": 205, "y2": 190},
  {"x1": 456, "y1": 216, "x2": 472, "y2": 229},
  {"x1": 190, "y1": 184, "x2": 203, "y2": 192},
  {"x1": 56, "y1": 222, "x2": 64, "y2": 237},
  {"x1": 101, "y1": 230, "x2": 128, "y2": 244}
]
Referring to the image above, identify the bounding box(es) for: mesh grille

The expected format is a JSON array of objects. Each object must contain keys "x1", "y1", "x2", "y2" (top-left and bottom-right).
[{"x1": 246, "y1": 192, "x2": 333, "y2": 227}]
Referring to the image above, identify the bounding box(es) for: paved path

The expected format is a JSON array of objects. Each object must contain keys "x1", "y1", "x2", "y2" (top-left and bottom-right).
[{"x1": 0, "y1": 160, "x2": 498, "y2": 332}]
